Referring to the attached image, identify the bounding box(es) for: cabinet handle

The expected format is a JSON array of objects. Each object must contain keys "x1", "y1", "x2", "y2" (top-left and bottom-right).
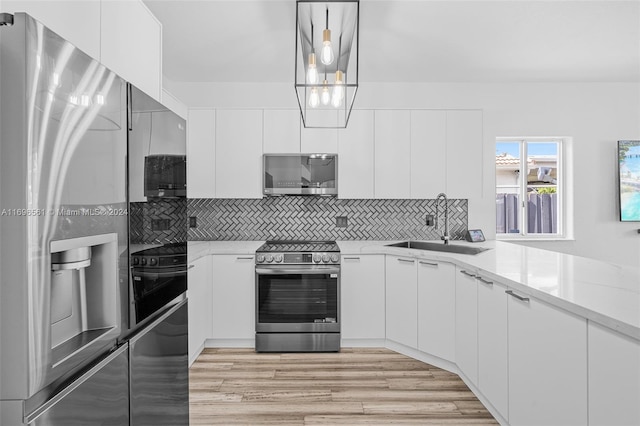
[
  {"x1": 478, "y1": 277, "x2": 493, "y2": 286},
  {"x1": 236, "y1": 256, "x2": 254, "y2": 260},
  {"x1": 419, "y1": 261, "x2": 438, "y2": 267},
  {"x1": 505, "y1": 290, "x2": 530, "y2": 302},
  {"x1": 343, "y1": 257, "x2": 361, "y2": 261},
  {"x1": 397, "y1": 258, "x2": 415, "y2": 264},
  {"x1": 459, "y1": 270, "x2": 477, "y2": 278}
]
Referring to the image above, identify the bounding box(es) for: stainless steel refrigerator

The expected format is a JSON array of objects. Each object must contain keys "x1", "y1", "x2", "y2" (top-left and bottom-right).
[{"x1": 0, "y1": 12, "x2": 188, "y2": 425}]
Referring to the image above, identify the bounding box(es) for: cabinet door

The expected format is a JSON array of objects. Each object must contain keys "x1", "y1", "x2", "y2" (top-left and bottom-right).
[
  {"x1": 508, "y1": 291, "x2": 587, "y2": 426},
  {"x1": 187, "y1": 109, "x2": 216, "y2": 198},
  {"x1": 263, "y1": 109, "x2": 301, "y2": 153},
  {"x1": 385, "y1": 255, "x2": 418, "y2": 348},
  {"x1": 212, "y1": 255, "x2": 255, "y2": 340},
  {"x1": 300, "y1": 110, "x2": 339, "y2": 153},
  {"x1": 410, "y1": 110, "x2": 446, "y2": 199},
  {"x1": 588, "y1": 322, "x2": 640, "y2": 426},
  {"x1": 374, "y1": 110, "x2": 411, "y2": 199},
  {"x1": 215, "y1": 110, "x2": 263, "y2": 198},
  {"x1": 341, "y1": 255, "x2": 385, "y2": 340},
  {"x1": 477, "y1": 275, "x2": 508, "y2": 419},
  {"x1": 2, "y1": 1, "x2": 101, "y2": 60},
  {"x1": 338, "y1": 110, "x2": 375, "y2": 199},
  {"x1": 101, "y1": 1, "x2": 162, "y2": 100},
  {"x1": 417, "y1": 260, "x2": 455, "y2": 361},
  {"x1": 445, "y1": 110, "x2": 483, "y2": 199},
  {"x1": 187, "y1": 255, "x2": 212, "y2": 362},
  {"x1": 455, "y1": 268, "x2": 478, "y2": 385}
]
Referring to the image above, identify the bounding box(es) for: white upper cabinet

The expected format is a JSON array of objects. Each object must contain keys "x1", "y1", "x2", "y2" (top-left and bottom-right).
[
  {"x1": 215, "y1": 109, "x2": 263, "y2": 198},
  {"x1": 263, "y1": 110, "x2": 300, "y2": 153},
  {"x1": 445, "y1": 110, "x2": 483, "y2": 198},
  {"x1": 101, "y1": 0, "x2": 162, "y2": 101},
  {"x1": 338, "y1": 110, "x2": 375, "y2": 199},
  {"x1": 187, "y1": 109, "x2": 216, "y2": 199},
  {"x1": 374, "y1": 110, "x2": 411, "y2": 199},
  {"x1": 3, "y1": 1, "x2": 101, "y2": 60},
  {"x1": 410, "y1": 110, "x2": 447, "y2": 199},
  {"x1": 301, "y1": 109, "x2": 339, "y2": 153}
]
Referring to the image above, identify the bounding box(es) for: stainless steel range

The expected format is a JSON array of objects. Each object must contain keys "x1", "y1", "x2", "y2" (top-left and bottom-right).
[{"x1": 255, "y1": 241, "x2": 340, "y2": 352}]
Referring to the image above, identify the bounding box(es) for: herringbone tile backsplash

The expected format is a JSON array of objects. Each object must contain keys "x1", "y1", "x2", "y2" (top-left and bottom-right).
[
  {"x1": 130, "y1": 199, "x2": 188, "y2": 244},
  {"x1": 188, "y1": 197, "x2": 468, "y2": 241}
]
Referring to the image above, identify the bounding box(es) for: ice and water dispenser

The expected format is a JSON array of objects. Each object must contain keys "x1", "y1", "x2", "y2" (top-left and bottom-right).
[{"x1": 49, "y1": 233, "x2": 120, "y2": 366}]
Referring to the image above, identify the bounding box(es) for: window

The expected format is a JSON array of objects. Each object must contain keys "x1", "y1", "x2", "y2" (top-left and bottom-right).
[{"x1": 496, "y1": 138, "x2": 567, "y2": 239}]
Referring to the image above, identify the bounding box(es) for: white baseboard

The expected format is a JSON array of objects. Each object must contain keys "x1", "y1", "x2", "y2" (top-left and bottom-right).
[{"x1": 205, "y1": 338, "x2": 255, "y2": 348}]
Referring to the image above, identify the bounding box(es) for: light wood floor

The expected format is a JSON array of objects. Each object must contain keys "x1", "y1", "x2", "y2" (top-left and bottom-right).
[{"x1": 189, "y1": 347, "x2": 498, "y2": 425}]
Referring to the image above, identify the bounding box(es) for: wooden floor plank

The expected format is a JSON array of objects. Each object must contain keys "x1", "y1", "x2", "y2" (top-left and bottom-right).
[{"x1": 189, "y1": 347, "x2": 498, "y2": 425}]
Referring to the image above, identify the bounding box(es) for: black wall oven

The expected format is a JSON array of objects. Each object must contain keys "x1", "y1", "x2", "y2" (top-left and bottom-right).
[{"x1": 255, "y1": 241, "x2": 340, "y2": 352}]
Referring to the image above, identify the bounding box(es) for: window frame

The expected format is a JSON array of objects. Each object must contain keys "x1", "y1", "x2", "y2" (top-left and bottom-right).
[{"x1": 496, "y1": 137, "x2": 569, "y2": 241}]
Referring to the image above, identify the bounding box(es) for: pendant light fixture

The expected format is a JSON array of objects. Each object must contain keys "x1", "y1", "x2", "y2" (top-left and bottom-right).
[{"x1": 295, "y1": 0, "x2": 359, "y2": 128}]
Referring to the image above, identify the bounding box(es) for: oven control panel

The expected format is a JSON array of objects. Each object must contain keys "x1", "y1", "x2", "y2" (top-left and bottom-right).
[{"x1": 256, "y1": 252, "x2": 340, "y2": 264}]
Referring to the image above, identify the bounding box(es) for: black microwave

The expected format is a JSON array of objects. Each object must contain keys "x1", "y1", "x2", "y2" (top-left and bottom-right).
[
  {"x1": 144, "y1": 155, "x2": 187, "y2": 198},
  {"x1": 263, "y1": 154, "x2": 338, "y2": 196}
]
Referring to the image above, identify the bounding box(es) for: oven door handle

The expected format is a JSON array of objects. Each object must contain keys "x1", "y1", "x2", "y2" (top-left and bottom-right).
[
  {"x1": 256, "y1": 267, "x2": 340, "y2": 275},
  {"x1": 132, "y1": 265, "x2": 193, "y2": 277}
]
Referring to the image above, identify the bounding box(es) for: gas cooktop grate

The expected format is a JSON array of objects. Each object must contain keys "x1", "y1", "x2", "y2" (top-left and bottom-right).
[{"x1": 257, "y1": 240, "x2": 339, "y2": 253}]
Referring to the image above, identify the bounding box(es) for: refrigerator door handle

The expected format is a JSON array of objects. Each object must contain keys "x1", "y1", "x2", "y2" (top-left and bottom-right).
[{"x1": 24, "y1": 344, "x2": 129, "y2": 424}]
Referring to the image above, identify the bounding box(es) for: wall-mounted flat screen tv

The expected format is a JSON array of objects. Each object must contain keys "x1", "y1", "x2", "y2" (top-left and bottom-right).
[{"x1": 619, "y1": 140, "x2": 640, "y2": 221}]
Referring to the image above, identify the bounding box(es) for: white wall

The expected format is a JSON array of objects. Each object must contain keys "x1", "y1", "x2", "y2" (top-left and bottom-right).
[{"x1": 165, "y1": 79, "x2": 640, "y2": 267}]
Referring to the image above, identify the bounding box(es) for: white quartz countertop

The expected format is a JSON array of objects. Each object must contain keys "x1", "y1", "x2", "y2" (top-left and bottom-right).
[
  {"x1": 339, "y1": 240, "x2": 640, "y2": 340},
  {"x1": 187, "y1": 239, "x2": 640, "y2": 340}
]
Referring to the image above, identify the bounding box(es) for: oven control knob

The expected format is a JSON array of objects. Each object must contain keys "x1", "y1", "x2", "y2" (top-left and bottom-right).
[
  {"x1": 266, "y1": 255, "x2": 274, "y2": 263},
  {"x1": 274, "y1": 254, "x2": 283, "y2": 263},
  {"x1": 330, "y1": 254, "x2": 339, "y2": 263},
  {"x1": 132, "y1": 257, "x2": 139, "y2": 266},
  {"x1": 313, "y1": 254, "x2": 321, "y2": 263},
  {"x1": 322, "y1": 254, "x2": 330, "y2": 263},
  {"x1": 150, "y1": 258, "x2": 158, "y2": 266},
  {"x1": 256, "y1": 254, "x2": 265, "y2": 263},
  {"x1": 141, "y1": 258, "x2": 147, "y2": 266}
]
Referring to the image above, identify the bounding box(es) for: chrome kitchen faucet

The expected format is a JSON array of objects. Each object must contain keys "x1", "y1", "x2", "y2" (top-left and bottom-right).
[{"x1": 436, "y1": 193, "x2": 450, "y2": 244}]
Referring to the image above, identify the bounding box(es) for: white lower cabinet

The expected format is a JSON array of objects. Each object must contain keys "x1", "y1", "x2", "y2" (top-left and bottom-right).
[
  {"x1": 477, "y1": 274, "x2": 509, "y2": 420},
  {"x1": 385, "y1": 255, "x2": 418, "y2": 348},
  {"x1": 507, "y1": 290, "x2": 587, "y2": 426},
  {"x1": 187, "y1": 255, "x2": 212, "y2": 362},
  {"x1": 588, "y1": 322, "x2": 640, "y2": 426},
  {"x1": 455, "y1": 268, "x2": 478, "y2": 386},
  {"x1": 417, "y1": 260, "x2": 455, "y2": 361},
  {"x1": 341, "y1": 255, "x2": 385, "y2": 341},
  {"x1": 211, "y1": 255, "x2": 255, "y2": 341}
]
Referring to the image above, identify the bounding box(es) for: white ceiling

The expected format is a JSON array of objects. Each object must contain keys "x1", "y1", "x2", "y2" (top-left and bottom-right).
[{"x1": 143, "y1": 0, "x2": 640, "y2": 84}]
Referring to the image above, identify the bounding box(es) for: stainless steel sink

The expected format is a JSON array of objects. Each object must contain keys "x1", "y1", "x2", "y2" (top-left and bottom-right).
[{"x1": 386, "y1": 241, "x2": 491, "y2": 255}]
